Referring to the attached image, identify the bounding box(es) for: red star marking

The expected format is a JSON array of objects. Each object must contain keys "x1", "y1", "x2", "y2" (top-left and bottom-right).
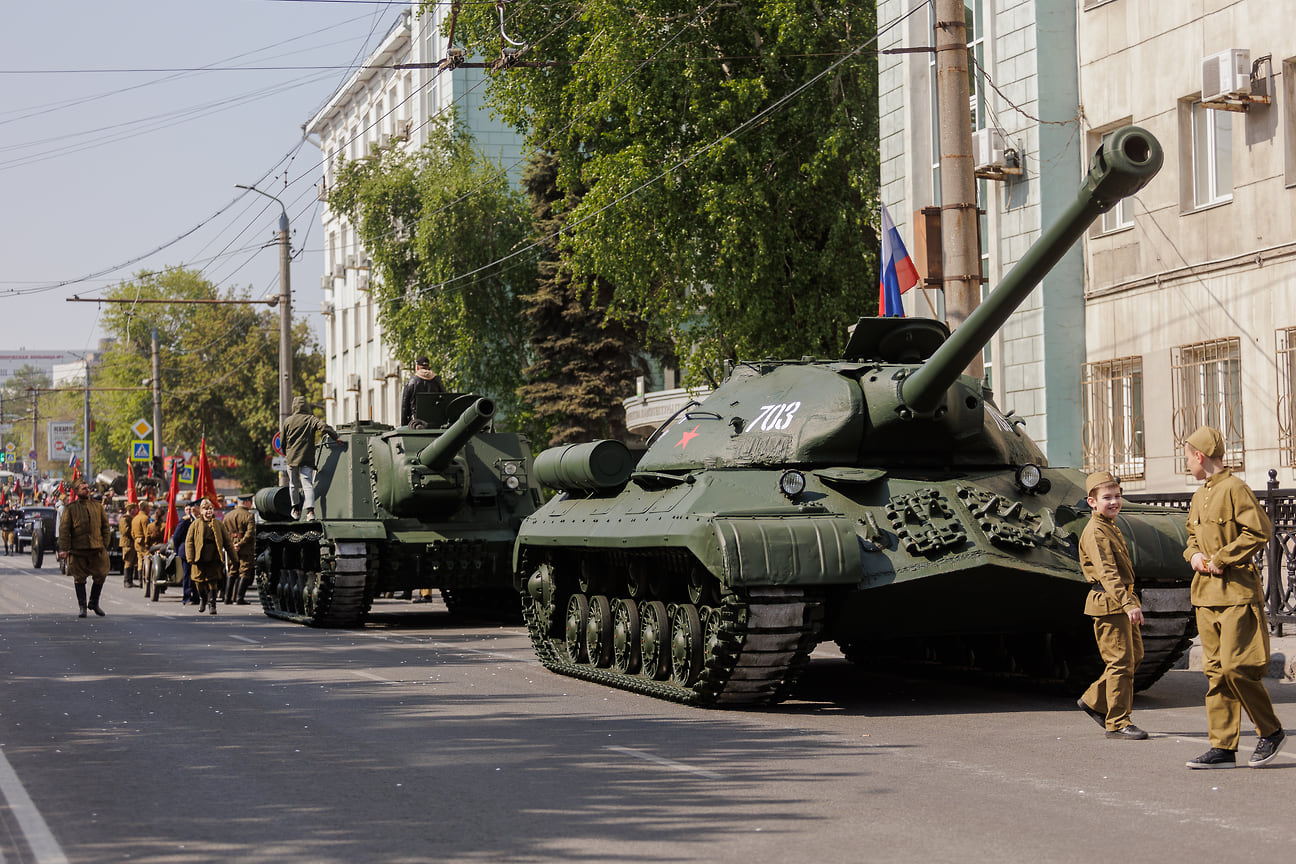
[{"x1": 675, "y1": 424, "x2": 701, "y2": 450}]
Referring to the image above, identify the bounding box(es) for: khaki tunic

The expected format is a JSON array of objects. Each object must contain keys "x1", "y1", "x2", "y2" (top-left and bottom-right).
[
  {"x1": 1080, "y1": 514, "x2": 1140, "y2": 616},
  {"x1": 223, "y1": 504, "x2": 257, "y2": 582},
  {"x1": 1184, "y1": 468, "x2": 1281, "y2": 748},
  {"x1": 184, "y1": 517, "x2": 237, "y2": 589},
  {"x1": 58, "y1": 498, "x2": 111, "y2": 585},
  {"x1": 1078, "y1": 513, "x2": 1144, "y2": 730},
  {"x1": 120, "y1": 510, "x2": 138, "y2": 567},
  {"x1": 131, "y1": 511, "x2": 153, "y2": 560}
]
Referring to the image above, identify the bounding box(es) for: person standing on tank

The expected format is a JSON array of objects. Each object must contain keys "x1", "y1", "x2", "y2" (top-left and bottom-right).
[
  {"x1": 184, "y1": 498, "x2": 237, "y2": 615},
  {"x1": 1075, "y1": 471, "x2": 1147, "y2": 740},
  {"x1": 280, "y1": 396, "x2": 341, "y2": 521},
  {"x1": 1182, "y1": 425, "x2": 1287, "y2": 769},
  {"x1": 222, "y1": 493, "x2": 256, "y2": 604},
  {"x1": 399, "y1": 356, "x2": 445, "y2": 427},
  {"x1": 58, "y1": 480, "x2": 111, "y2": 618}
]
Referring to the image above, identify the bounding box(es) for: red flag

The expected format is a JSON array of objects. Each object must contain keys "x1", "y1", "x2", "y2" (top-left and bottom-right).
[
  {"x1": 163, "y1": 456, "x2": 180, "y2": 542},
  {"x1": 194, "y1": 436, "x2": 217, "y2": 509},
  {"x1": 126, "y1": 460, "x2": 139, "y2": 504}
]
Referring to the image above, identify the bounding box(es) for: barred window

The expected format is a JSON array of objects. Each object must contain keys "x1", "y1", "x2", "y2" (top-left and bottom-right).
[
  {"x1": 1082, "y1": 356, "x2": 1145, "y2": 479},
  {"x1": 1172, "y1": 338, "x2": 1244, "y2": 471},
  {"x1": 1277, "y1": 327, "x2": 1296, "y2": 465}
]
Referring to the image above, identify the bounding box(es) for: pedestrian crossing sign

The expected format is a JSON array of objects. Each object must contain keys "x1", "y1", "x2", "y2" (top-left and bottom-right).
[
  {"x1": 180, "y1": 466, "x2": 194, "y2": 483},
  {"x1": 130, "y1": 440, "x2": 152, "y2": 462}
]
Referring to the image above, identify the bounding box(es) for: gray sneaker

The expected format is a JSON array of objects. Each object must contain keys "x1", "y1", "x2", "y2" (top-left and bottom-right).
[{"x1": 1249, "y1": 729, "x2": 1286, "y2": 768}]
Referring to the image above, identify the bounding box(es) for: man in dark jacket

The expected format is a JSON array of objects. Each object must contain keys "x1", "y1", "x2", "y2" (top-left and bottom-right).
[
  {"x1": 280, "y1": 396, "x2": 340, "y2": 521},
  {"x1": 400, "y1": 356, "x2": 446, "y2": 426}
]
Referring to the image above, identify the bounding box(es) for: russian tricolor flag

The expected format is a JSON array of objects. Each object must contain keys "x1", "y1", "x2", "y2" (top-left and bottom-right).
[{"x1": 879, "y1": 202, "x2": 919, "y2": 317}]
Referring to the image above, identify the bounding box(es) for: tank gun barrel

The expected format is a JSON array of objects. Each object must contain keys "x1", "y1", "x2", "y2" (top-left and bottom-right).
[
  {"x1": 417, "y1": 398, "x2": 496, "y2": 471},
  {"x1": 899, "y1": 126, "x2": 1163, "y2": 414}
]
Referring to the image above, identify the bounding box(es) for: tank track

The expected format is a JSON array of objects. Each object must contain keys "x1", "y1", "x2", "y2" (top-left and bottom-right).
[
  {"x1": 834, "y1": 594, "x2": 1196, "y2": 693},
  {"x1": 256, "y1": 526, "x2": 376, "y2": 627},
  {"x1": 519, "y1": 550, "x2": 826, "y2": 707}
]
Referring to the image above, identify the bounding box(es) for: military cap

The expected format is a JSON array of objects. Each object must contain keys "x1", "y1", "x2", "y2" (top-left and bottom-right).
[
  {"x1": 1186, "y1": 425, "x2": 1225, "y2": 459},
  {"x1": 1085, "y1": 471, "x2": 1120, "y2": 497}
]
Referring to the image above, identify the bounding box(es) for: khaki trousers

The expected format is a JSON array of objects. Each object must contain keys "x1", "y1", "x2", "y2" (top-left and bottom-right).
[
  {"x1": 1197, "y1": 603, "x2": 1282, "y2": 749},
  {"x1": 1082, "y1": 612, "x2": 1144, "y2": 731}
]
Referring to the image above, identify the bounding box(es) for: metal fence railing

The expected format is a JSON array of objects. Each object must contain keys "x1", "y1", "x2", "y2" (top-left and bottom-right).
[{"x1": 1126, "y1": 469, "x2": 1296, "y2": 635}]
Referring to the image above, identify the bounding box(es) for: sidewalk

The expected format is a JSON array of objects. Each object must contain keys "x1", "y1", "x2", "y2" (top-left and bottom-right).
[{"x1": 1177, "y1": 632, "x2": 1296, "y2": 681}]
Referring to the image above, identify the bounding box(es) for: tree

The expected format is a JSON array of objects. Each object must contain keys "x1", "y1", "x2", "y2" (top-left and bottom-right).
[
  {"x1": 1, "y1": 365, "x2": 81, "y2": 478},
  {"x1": 90, "y1": 268, "x2": 323, "y2": 491},
  {"x1": 445, "y1": 1, "x2": 880, "y2": 382},
  {"x1": 328, "y1": 118, "x2": 535, "y2": 422},
  {"x1": 519, "y1": 150, "x2": 658, "y2": 446}
]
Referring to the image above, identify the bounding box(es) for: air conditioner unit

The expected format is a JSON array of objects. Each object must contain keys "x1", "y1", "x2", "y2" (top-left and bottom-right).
[
  {"x1": 1202, "y1": 49, "x2": 1251, "y2": 102},
  {"x1": 320, "y1": 275, "x2": 332, "y2": 291},
  {"x1": 386, "y1": 360, "x2": 401, "y2": 378},
  {"x1": 316, "y1": 181, "x2": 328, "y2": 202},
  {"x1": 972, "y1": 128, "x2": 1005, "y2": 172},
  {"x1": 372, "y1": 365, "x2": 387, "y2": 381},
  {"x1": 320, "y1": 301, "x2": 334, "y2": 317},
  {"x1": 346, "y1": 373, "x2": 361, "y2": 392},
  {"x1": 346, "y1": 254, "x2": 357, "y2": 270},
  {"x1": 322, "y1": 382, "x2": 336, "y2": 401},
  {"x1": 357, "y1": 271, "x2": 370, "y2": 292}
]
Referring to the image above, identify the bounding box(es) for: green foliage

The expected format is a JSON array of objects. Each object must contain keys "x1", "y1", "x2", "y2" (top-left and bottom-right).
[
  {"x1": 91, "y1": 268, "x2": 323, "y2": 491},
  {"x1": 442, "y1": 0, "x2": 880, "y2": 382},
  {"x1": 328, "y1": 117, "x2": 535, "y2": 422},
  {"x1": 1, "y1": 365, "x2": 81, "y2": 476}
]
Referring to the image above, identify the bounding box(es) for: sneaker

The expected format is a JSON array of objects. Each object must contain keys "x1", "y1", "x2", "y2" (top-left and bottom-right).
[
  {"x1": 291, "y1": 508, "x2": 300, "y2": 520},
  {"x1": 1105, "y1": 725, "x2": 1148, "y2": 740},
  {"x1": 1186, "y1": 748, "x2": 1237, "y2": 769},
  {"x1": 304, "y1": 509, "x2": 315, "y2": 521},
  {"x1": 1077, "y1": 698, "x2": 1105, "y2": 728},
  {"x1": 1249, "y1": 729, "x2": 1287, "y2": 768}
]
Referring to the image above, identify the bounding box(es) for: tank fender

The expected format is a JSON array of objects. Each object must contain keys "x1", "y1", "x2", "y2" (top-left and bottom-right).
[
  {"x1": 712, "y1": 514, "x2": 861, "y2": 587},
  {"x1": 317, "y1": 521, "x2": 388, "y2": 542}
]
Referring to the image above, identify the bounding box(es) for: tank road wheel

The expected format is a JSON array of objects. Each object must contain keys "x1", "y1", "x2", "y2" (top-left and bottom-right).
[
  {"x1": 611, "y1": 598, "x2": 641, "y2": 674},
  {"x1": 564, "y1": 593, "x2": 590, "y2": 663},
  {"x1": 701, "y1": 606, "x2": 722, "y2": 667},
  {"x1": 687, "y1": 569, "x2": 720, "y2": 606},
  {"x1": 525, "y1": 564, "x2": 559, "y2": 632},
  {"x1": 578, "y1": 560, "x2": 603, "y2": 595},
  {"x1": 639, "y1": 600, "x2": 671, "y2": 681},
  {"x1": 585, "y1": 595, "x2": 614, "y2": 668},
  {"x1": 670, "y1": 603, "x2": 704, "y2": 687},
  {"x1": 626, "y1": 561, "x2": 649, "y2": 600}
]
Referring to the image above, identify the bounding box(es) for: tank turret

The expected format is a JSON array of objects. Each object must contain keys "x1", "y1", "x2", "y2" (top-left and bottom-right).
[{"x1": 514, "y1": 127, "x2": 1197, "y2": 708}]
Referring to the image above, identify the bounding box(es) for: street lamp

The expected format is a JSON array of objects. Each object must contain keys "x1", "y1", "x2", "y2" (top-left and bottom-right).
[{"x1": 236, "y1": 184, "x2": 293, "y2": 472}]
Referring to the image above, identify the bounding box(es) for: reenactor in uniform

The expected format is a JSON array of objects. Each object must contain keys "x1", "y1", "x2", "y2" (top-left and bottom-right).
[
  {"x1": 58, "y1": 480, "x2": 111, "y2": 618},
  {"x1": 120, "y1": 502, "x2": 139, "y2": 587},
  {"x1": 131, "y1": 501, "x2": 153, "y2": 587},
  {"x1": 222, "y1": 493, "x2": 256, "y2": 604},
  {"x1": 1183, "y1": 425, "x2": 1287, "y2": 769},
  {"x1": 184, "y1": 498, "x2": 237, "y2": 615}
]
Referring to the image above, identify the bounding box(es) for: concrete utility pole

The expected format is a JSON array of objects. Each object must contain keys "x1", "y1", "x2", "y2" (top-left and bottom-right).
[
  {"x1": 934, "y1": 0, "x2": 983, "y2": 378},
  {"x1": 151, "y1": 327, "x2": 163, "y2": 477},
  {"x1": 236, "y1": 184, "x2": 294, "y2": 458}
]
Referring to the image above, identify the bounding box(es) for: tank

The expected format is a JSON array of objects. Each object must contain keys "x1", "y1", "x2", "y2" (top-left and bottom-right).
[
  {"x1": 255, "y1": 392, "x2": 543, "y2": 626},
  {"x1": 515, "y1": 126, "x2": 1196, "y2": 706}
]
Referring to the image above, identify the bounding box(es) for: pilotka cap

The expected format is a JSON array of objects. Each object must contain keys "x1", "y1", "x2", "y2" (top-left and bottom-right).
[
  {"x1": 1086, "y1": 471, "x2": 1120, "y2": 497},
  {"x1": 1186, "y1": 425, "x2": 1225, "y2": 459}
]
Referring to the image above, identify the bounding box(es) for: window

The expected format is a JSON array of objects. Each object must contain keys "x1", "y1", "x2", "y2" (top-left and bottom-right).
[
  {"x1": 1172, "y1": 338, "x2": 1244, "y2": 470},
  {"x1": 1191, "y1": 101, "x2": 1232, "y2": 207},
  {"x1": 1284, "y1": 58, "x2": 1296, "y2": 187},
  {"x1": 1098, "y1": 128, "x2": 1134, "y2": 232},
  {"x1": 1082, "y1": 357, "x2": 1145, "y2": 478},
  {"x1": 1277, "y1": 328, "x2": 1296, "y2": 464}
]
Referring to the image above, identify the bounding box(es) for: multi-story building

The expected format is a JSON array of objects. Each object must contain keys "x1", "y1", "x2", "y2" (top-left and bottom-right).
[
  {"x1": 304, "y1": 5, "x2": 523, "y2": 427},
  {"x1": 1077, "y1": 0, "x2": 1296, "y2": 492},
  {"x1": 877, "y1": 0, "x2": 1088, "y2": 466}
]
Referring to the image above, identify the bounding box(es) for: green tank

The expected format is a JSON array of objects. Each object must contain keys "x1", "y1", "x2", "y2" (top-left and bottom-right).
[
  {"x1": 516, "y1": 127, "x2": 1196, "y2": 706},
  {"x1": 255, "y1": 392, "x2": 543, "y2": 626}
]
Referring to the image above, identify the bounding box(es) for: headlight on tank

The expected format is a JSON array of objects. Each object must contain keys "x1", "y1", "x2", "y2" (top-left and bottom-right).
[
  {"x1": 504, "y1": 474, "x2": 521, "y2": 491},
  {"x1": 1015, "y1": 463, "x2": 1050, "y2": 494},
  {"x1": 778, "y1": 469, "x2": 807, "y2": 500}
]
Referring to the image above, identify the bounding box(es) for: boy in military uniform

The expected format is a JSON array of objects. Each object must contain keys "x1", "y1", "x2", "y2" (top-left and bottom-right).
[
  {"x1": 1076, "y1": 471, "x2": 1147, "y2": 740},
  {"x1": 1183, "y1": 425, "x2": 1286, "y2": 769},
  {"x1": 120, "y1": 502, "x2": 139, "y2": 587},
  {"x1": 58, "y1": 480, "x2": 111, "y2": 618}
]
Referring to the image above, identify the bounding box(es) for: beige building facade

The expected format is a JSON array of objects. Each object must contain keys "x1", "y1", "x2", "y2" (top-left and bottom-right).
[{"x1": 1078, "y1": 0, "x2": 1296, "y2": 492}]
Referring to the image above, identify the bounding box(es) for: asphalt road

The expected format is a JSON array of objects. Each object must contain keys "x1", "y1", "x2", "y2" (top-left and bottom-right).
[{"x1": 2, "y1": 552, "x2": 1296, "y2": 864}]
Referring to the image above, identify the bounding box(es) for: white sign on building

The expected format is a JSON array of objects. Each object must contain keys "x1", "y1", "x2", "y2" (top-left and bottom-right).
[{"x1": 48, "y1": 420, "x2": 76, "y2": 461}]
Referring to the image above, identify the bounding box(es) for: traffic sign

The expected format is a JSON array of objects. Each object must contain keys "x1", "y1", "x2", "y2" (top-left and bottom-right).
[
  {"x1": 4, "y1": 442, "x2": 13, "y2": 452},
  {"x1": 131, "y1": 418, "x2": 153, "y2": 439},
  {"x1": 271, "y1": 455, "x2": 288, "y2": 471},
  {"x1": 272, "y1": 432, "x2": 283, "y2": 455},
  {"x1": 179, "y1": 466, "x2": 194, "y2": 483},
  {"x1": 129, "y1": 440, "x2": 153, "y2": 462}
]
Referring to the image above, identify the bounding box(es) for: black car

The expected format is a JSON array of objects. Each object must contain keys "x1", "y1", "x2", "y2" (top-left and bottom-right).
[{"x1": 17, "y1": 506, "x2": 58, "y2": 567}]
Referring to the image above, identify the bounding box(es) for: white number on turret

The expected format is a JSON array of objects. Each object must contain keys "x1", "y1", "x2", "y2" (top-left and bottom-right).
[{"x1": 751, "y1": 401, "x2": 801, "y2": 432}]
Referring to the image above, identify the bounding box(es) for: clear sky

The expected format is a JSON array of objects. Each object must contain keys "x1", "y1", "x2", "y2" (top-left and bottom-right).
[{"x1": 0, "y1": 0, "x2": 405, "y2": 355}]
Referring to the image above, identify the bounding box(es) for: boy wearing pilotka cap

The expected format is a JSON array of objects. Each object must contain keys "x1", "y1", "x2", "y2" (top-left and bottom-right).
[
  {"x1": 1182, "y1": 425, "x2": 1287, "y2": 769},
  {"x1": 1076, "y1": 471, "x2": 1148, "y2": 740}
]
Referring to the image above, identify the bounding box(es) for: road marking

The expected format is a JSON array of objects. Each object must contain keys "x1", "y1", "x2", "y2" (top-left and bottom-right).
[
  {"x1": 604, "y1": 745, "x2": 723, "y2": 780},
  {"x1": 349, "y1": 670, "x2": 388, "y2": 682},
  {"x1": 0, "y1": 747, "x2": 69, "y2": 864},
  {"x1": 228, "y1": 635, "x2": 258, "y2": 644}
]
